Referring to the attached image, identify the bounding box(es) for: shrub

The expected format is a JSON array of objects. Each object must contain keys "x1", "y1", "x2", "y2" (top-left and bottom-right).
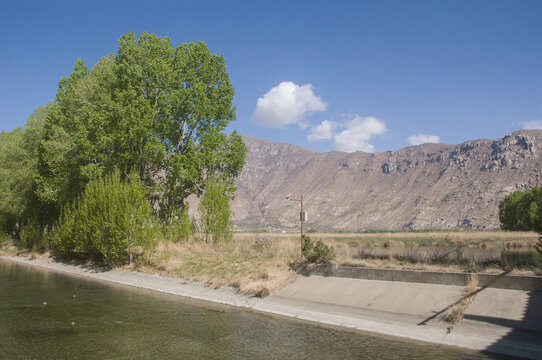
[
  {"x1": 302, "y1": 235, "x2": 335, "y2": 264},
  {"x1": 165, "y1": 205, "x2": 196, "y2": 243},
  {"x1": 198, "y1": 177, "x2": 233, "y2": 246},
  {"x1": 253, "y1": 236, "x2": 274, "y2": 251},
  {"x1": 19, "y1": 219, "x2": 43, "y2": 249},
  {"x1": 0, "y1": 230, "x2": 9, "y2": 245},
  {"x1": 52, "y1": 170, "x2": 158, "y2": 265},
  {"x1": 255, "y1": 287, "x2": 270, "y2": 298}
]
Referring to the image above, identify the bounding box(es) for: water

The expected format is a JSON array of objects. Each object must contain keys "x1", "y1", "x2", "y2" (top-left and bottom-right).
[{"x1": 0, "y1": 259, "x2": 505, "y2": 359}]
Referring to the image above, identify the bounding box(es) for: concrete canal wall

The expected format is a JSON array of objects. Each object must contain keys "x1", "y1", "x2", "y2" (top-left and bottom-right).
[{"x1": 294, "y1": 264, "x2": 542, "y2": 291}]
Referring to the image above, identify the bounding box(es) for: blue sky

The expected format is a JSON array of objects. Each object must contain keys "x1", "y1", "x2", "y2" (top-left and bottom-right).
[{"x1": 1, "y1": 0, "x2": 541, "y2": 152}]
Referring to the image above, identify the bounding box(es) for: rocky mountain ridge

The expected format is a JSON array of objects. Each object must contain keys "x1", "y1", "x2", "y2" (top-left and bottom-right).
[{"x1": 231, "y1": 130, "x2": 542, "y2": 231}]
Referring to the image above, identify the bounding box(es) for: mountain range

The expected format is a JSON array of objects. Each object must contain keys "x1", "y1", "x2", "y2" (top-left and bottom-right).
[{"x1": 229, "y1": 130, "x2": 542, "y2": 231}]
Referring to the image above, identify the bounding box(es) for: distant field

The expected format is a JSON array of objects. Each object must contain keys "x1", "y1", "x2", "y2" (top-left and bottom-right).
[
  {"x1": 234, "y1": 230, "x2": 541, "y2": 272},
  {"x1": 234, "y1": 230, "x2": 539, "y2": 249}
]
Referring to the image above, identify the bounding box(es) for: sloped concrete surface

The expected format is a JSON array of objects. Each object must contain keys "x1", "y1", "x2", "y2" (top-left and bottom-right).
[{"x1": 255, "y1": 275, "x2": 542, "y2": 359}]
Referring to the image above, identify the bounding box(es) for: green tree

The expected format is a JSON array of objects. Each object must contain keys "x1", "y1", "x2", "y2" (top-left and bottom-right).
[
  {"x1": 499, "y1": 186, "x2": 542, "y2": 253},
  {"x1": 0, "y1": 104, "x2": 50, "y2": 242},
  {"x1": 53, "y1": 170, "x2": 157, "y2": 264},
  {"x1": 0, "y1": 128, "x2": 29, "y2": 235},
  {"x1": 37, "y1": 32, "x2": 246, "y2": 225},
  {"x1": 165, "y1": 204, "x2": 195, "y2": 243},
  {"x1": 302, "y1": 235, "x2": 336, "y2": 264},
  {"x1": 198, "y1": 177, "x2": 233, "y2": 245},
  {"x1": 499, "y1": 190, "x2": 528, "y2": 230}
]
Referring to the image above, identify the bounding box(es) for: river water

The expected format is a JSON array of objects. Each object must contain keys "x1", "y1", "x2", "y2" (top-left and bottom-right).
[{"x1": 0, "y1": 259, "x2": 506, "y2": 359}]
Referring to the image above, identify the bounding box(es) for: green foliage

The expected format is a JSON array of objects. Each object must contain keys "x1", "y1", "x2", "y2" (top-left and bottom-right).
[
  {"x1": 499, "y1": 186, "x2": 542, "y2": 253},
  {"x1": 52, "y1": 170, "x2": 158, "y2": 264},
  {"x1": 165, "y1": 205, "x2": 196, "y2": 243},
  {"x1": 1, "y1": 32, "x2": 247, "y2": 258},
  {"x1": 0, "y1": 105, "x2": 51, "y2": 241},
  {"x1": 499, "y1": 187, "x2": 541, "y2": 231},
  {"x1": 198, "y1": 177, "x2": 233, "y2": 245},
  {"x1": 19, "y1": 219, "x2": 43, "y2": 249},
  {"x1": 302, "y1": 235, "x2": 336, "y2": 264},
  {"x1": 37, "y1": 32, "x2": 247, "y2": 223},
  {"x1": 0, "y1": 128, "x2": 27, "y2": 234},
  {"x1": 0, "y1": 230, "x2": 9, "y2": 245}
]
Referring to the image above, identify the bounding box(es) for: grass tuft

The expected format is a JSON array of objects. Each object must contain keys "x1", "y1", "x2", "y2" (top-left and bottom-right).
[{"x1": 443, "y1": 274, "x2": 479, "y2": 332}]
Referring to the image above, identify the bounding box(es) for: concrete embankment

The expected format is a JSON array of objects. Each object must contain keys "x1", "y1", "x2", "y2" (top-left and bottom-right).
[
  {"x1": 3, "y1": 255, "x2": 542, "y2": 359},
  {"x1": 260, "y1": 266, "x2": 542, "y2": 359},
  {"x1": 295, "y1": 264, "x2": 542, "y2": 291}
]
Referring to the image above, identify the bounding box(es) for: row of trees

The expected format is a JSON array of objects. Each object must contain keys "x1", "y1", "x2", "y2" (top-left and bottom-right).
[
  {"x1": 0, "y1": 32, "x2": 246, "y2": 263},
  {"x1": 499, "y1": 186, "x2": 542, "y2": 252}
]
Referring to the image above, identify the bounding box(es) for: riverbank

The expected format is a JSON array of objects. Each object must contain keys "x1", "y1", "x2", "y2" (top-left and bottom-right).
[{"x1": 2, "y1": 254, "x2": 541, "y2": 359}]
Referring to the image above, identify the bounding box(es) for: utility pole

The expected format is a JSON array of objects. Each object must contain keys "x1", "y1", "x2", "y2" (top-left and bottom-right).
[{"x1": 286, "y1": 194, "x2": 305, "y2": 261}]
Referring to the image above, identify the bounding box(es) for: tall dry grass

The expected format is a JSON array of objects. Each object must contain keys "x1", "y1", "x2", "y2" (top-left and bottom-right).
[
  {"x1": 137, "y1": 234, "x2": 302, "y2": 296},
  {"x1": 124, "y1": 230, "x2": 539, "y2": 298},
  {"x1": 443, "y1": 274, "x2": 479, "y2": 332},
  {"x1": 237, "y1": 231, "x2": 538, "y2": 249}
]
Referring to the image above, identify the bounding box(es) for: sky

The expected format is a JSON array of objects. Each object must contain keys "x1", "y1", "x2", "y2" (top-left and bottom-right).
[{"x1": 1, "y1": 0, "x2": 541, "y2": 153}]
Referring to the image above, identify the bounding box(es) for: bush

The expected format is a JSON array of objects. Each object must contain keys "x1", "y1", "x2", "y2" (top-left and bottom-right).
[
  {"x1": 198, "y1": 177, "x2": 233, "y2": 246},
  {"x1": 0, "y1": 230, "x2": 10, "y2": 245},
  {"x1": 302, "y1": 235, "x2": 335, "y2": 264},
  {"x1": 52, "y1": 170, "x2": 158, "y2": 265},
  {"x1": 253, "y1": 236, "x2": 274, "y2": 251},
  {"x1": 19, "y1": 219, "x2": 43, "y2": 249},
  {"x1": 165, "y1": 205, "x2": 196, "y2": 243}
]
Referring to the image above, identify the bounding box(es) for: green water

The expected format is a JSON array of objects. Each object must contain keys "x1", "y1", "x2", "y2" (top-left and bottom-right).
[{"x1": 0, "y1": 259, "x2": 505, "y2": 359}]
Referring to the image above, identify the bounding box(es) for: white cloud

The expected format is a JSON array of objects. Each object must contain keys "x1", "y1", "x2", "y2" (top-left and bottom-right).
[
  {"x1": 251, "y1": 81, "x2": 327, "y2": 128},
  {"x1": 523, "y1": 120, "x2": 542, "y2": 130},
  {"x1": 333, "y1": 115, "x2": 387, "y2": 152},
  {"x1": 408, "y1": 134, "x2": 441, "y2": 146},
  {"x1": 307, "y1": 120, "x2": 337, "y2": 141}
]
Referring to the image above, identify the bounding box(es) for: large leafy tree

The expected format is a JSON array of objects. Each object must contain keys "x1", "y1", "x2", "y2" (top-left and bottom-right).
[
  {"x1": 37, "y1": 32, "x2": 246, "y2": 223},
  {"x1": 0, "y1": 105, "x2": 50, "y2": 237},
  {"x1": 0, "y1": 128, "x2": 29, "y2": 233}
]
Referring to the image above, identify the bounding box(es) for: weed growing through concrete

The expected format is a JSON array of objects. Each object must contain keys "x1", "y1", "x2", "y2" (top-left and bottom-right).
[{"x1": 443, "y1": 274, "x2": 479, "y2": 332}]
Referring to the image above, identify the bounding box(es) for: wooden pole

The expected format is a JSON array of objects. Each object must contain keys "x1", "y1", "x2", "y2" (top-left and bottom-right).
[{"x1": 300, "y1": 194, "x2": 304, "y2": 260}]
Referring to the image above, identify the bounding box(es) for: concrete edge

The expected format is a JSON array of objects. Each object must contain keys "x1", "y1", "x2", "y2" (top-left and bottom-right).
[{"x1": 295, "y1": 264, "x2": 542, "y2": 291}]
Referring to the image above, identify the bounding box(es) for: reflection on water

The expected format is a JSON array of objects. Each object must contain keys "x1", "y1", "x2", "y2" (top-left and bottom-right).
[{"x1": 0, "y1": 259, "x2": 505, "y2": 359}]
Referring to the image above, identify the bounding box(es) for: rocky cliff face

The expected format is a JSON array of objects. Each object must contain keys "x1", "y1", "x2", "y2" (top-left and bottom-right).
[{"x1": 231, "y1": 130, "x2": 542, "y2": 231}]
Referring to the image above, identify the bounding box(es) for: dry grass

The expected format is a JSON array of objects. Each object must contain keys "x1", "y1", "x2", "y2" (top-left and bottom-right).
[
  {"x1": 236, "y1": 231, "x2": 541, "y2": 274},
  {"x1": 139, "y1": 230, "x2": 538, "y2": 297},
  {"x1": 443, "y1": 274, "x2": 479, "y2": 332},
  {"x1": 237, "y1": 231, "x2": 538, "y2": 249},
  {"x1": 3, "y1": 230, "x2": 539, "y2": 296},
  {"x1": 0, "y1": 242, "x2": 51, "y2": 259},
  {"x1": 132, "y1": 234, "x2": 302, "y2": 296}
]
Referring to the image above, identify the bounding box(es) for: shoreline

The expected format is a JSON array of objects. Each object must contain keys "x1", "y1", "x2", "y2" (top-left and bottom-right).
[{"x1": 2, "y1": 254, "x2": 541, "y2": 359}]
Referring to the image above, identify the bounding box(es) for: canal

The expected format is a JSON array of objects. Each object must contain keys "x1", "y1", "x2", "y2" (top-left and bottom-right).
[{"x1": 0, "y1": 259, "x2": 506, "y2": 359}]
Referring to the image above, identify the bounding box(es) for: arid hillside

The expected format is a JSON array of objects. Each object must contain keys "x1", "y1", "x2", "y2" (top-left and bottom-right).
[{"x1": 231, "y1": 130, "x2": 542, "y2": 231}]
